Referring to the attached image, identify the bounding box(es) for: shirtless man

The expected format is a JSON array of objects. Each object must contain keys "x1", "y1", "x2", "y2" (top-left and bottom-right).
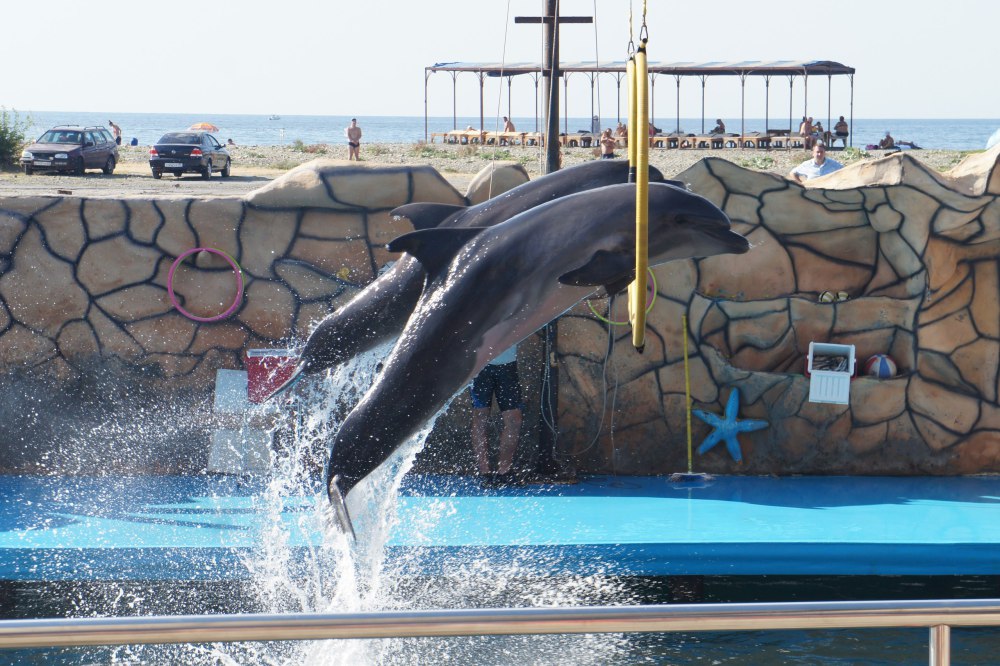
[
  {"x1": 798, "y1": 116, "x2": 814, "y2": 149},
  {"x1": 879, "y1": 131, "x2": 895, "y2": 150},
  {"x1": 108, "y1": 120, "x2": 122, "y2": 145},
  {"x1": 345, "y1": 118, "x2": 362, "y2": 160},
  {"x1": 503, "y1": 116, "x2": 516, "y2": 132},
  {"x1": 599, "y1": 129, "x2": 617, "y2": 159}
]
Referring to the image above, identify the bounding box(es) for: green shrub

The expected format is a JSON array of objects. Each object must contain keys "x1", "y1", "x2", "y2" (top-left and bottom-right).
[
  {"x1": 291, "y1": 139, "x2": 306, "y2": 152},
  {"x1": 839, "y1": 146, "x2": 869, "y2": 162},
  {"x1": 479, "y1": 149, "x2": 512, "y2": 161},
  {"x1": 737, "y1": 155, "x2": 775, "y2": 170},
  {"x1": 0, "y1": 108, "x2": 30, "y2": 169}
]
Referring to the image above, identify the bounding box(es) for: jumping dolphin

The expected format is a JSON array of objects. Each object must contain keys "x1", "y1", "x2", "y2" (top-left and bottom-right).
[
  {"x1": 270, "y1": 160, "x2": 669, "y2": 398},
  {"x1": 325, "y1": 182, "x2": 749, "y2": 534}
]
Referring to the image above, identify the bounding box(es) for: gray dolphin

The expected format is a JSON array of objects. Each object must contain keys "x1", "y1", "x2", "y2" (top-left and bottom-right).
[
  {"x1": 270, "y1": 160, "x2": 669, "y2": 398},
  {"x1": 325, "y1": 182, "x2": 749, "y2": 534}
]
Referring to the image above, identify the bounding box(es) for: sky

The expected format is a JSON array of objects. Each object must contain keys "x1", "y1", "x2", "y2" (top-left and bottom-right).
[{"x1": 5, "y1": 0, "x2": 998, "y2": 120}]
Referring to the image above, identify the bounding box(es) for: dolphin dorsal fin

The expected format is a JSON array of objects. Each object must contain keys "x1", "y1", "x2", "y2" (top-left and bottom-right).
[
  {"x1": 387, "y1": 227, "x2": 488, "y2": 277},
  {"x1": 390, "y1": 203, "x2": 467, "y2": 231},
  {"x1": 558, "y1": 249, "x2": 635, "y2": 287}
]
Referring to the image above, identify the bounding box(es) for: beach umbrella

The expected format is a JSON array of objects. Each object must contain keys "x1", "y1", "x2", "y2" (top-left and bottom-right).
[{"x1": 188, "y1": 122, "x2": 220, "y2": 132}]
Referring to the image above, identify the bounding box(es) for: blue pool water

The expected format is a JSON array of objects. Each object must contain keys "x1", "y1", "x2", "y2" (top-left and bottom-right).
[
  {"x1": 3, "y1": 474, "x2": 1000, "y2": 664},
  {"x1": 3, "y1": 474, "x2": 1000, "y2": 582}
]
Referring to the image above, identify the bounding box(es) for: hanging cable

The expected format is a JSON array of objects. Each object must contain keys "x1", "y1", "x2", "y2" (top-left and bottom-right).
[{"x1": 487, "y1": 0, "x2": 514, "y2": 200}]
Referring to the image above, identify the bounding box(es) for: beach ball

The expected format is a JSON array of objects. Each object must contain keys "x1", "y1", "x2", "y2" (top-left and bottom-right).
[{"x1": 864, "y1": 354, "x2": 897, "y2": 379}]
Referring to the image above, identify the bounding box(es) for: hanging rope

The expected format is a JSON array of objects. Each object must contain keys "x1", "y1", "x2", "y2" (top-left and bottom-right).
[{"x1": 487, "y1": 0, "x2": 515, "y2": 199}]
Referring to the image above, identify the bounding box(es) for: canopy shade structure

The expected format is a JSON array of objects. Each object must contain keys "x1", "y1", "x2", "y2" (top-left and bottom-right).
[{"x1": 423, "y1": 59, "x2": 856, "y2": 143}]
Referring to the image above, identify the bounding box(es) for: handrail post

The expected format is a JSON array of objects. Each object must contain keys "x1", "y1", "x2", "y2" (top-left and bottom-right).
[{"x1": 929, "y1": 624, "x2": 951, "y2": 666}]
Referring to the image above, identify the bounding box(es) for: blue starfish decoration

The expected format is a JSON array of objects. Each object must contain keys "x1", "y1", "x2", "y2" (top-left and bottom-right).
[{"x1": 693, "y1": 388, "x2": 769, "y2": 463}]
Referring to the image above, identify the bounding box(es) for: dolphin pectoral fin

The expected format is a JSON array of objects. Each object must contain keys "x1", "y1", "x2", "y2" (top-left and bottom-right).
[
  {"x1": 388, "y1": 227, "x2": 489, "y2": 278},
  {"x1": 391, "y1": 202, "x2": 467, "y2": 231},
  {"x1": 327, "y1": 475, "x2": 357, "y2": 540},
  {"x1": 558, "y1": 250, "x2": 635, "y2": 287},
  {"x1": 599, "y1": 274, "x2": 636, "y2": 298}
]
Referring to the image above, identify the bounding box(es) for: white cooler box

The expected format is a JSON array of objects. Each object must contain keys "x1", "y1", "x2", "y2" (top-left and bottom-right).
[{"x1": 807, "y1": 342, "x2": 855, "y2": 405}]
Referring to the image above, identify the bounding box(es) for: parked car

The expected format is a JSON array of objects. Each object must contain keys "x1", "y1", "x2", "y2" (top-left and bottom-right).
[
  {"x1": 20, "y1": 125, "x2": 118, "y2": 175},
  {"x1": 149, "y1": 131, "x2": 231, "y2": 179}
]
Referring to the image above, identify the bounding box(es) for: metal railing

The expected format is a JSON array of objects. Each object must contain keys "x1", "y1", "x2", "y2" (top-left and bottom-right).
[{"x1": 2, "y1": 599, "x2": 999, "y2": 665}]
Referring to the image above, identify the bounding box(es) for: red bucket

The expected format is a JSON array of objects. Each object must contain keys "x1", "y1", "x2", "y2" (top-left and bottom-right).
[{"x1": 245, "y1": 349, "x2": 298, "y2": 403}]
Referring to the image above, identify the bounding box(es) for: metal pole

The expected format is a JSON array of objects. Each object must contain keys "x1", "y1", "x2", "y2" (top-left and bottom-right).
[
  {"x1": 452, "y1": 72, "x2": 458, "y2": 129},
  {"x1": 479, "y1": 72, "x2": 485, "y2": 139},
  {"x1": 764, "y1": 75, "x2": 770, "y2": 134},
  {"x1": 542, "y1": 0, "x2": 560, "y2": 174},
  {"x1": 508, "y1": 76, "x2": 513, "y2": 120},
  {"x1": 827, "y1": 72, "x2": 832, "y2": 141},
  {"x1": 788, "y1": 75, "x2": 794, "y2": 134},
  {"x1": 1, "y1": 600, "x2": 998, "y2": 650},
  {"x1": 929, "y1": 625, "x2": 951, "y2": 666},
  {"x1": 649, "y1": 73, "x2": 656, "y2": 131},
  {"x1": 849, "y1": 73, "x2": 854, "y2": 148},
  {"x1": 700, "y1": 75, "x2": 706, "y2": 134},
  {"x1": 740, "y1": 74, "x2": 746, "y2": 141},
  {"x1": 424, "y1": 69, "x2": 430, "y2": 143},
  {"x1": 675, "y1": 75, "x2": 681, "y2": 133},
  {"x1": 563, "y1": 74, "x2": 569, "y2": 135},
  {"x1": 803, "y1": 71, "x2": 809, "y2": 121}
]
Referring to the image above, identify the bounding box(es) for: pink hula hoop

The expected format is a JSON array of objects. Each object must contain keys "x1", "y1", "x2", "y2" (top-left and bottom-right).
[{"x1": 167, "y1": 247, "x2": 244, "y2": 323}]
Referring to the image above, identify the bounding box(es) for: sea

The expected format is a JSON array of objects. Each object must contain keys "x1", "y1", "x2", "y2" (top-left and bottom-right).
[{"x1": 15, "y1": 110, "x2": 1000, "y2": 151}]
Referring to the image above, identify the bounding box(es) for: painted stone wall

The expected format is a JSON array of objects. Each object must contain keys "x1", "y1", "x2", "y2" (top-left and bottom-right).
[
  {"x1": 2, "y1": 147, "x2": 999, "y2": 478},
  {"x1": 0, "y1": 160, "x2": 529, "y2": 474},
  {"x1": 556, "y1": 146, "x2": 1000, "y2": 476}
]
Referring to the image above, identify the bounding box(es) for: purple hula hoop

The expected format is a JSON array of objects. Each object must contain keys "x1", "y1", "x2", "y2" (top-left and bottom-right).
[{"x1": 167, "y1": 247, "x2": 244, "y2": 323}]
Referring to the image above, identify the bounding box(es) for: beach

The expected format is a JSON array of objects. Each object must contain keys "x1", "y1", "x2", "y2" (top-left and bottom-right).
[{"x1": 0, "y1": 142, "x2": 972, "y2": 197}]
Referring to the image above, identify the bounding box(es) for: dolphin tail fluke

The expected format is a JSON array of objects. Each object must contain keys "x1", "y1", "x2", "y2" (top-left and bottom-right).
[{"x1": 327, "y1": 475, "x2": 357, "y2": 540}]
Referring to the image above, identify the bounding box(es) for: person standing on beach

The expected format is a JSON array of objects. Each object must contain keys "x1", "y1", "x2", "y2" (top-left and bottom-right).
[
  {"x1": 345, "y1": 118, "x2": 362, "y2": 160},
  {"x1": 470, "y1": 344, "x2": 523, "y2": 485},
  {"x1": 108, "y1": 120, "x2": 122, "y2": 145},
  {"x1": 599, "y1": 129, "x2": 617, "y2": 159},
  {"x1": 788, "y1": 141, "x2": 843, "y2": 183}
]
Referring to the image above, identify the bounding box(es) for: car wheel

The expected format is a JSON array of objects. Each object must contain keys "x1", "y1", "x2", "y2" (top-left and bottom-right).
[
  {"x1": 22, "y1": 165, "x2": 32, "y2": 176},
  {"x1": 102, "y1": 156, "x2": 116, "y2": 175},
  {"x1": 152, "y1": 169, "x2": 162, "y2": 179},
  {"x1": 221, "y1": 159, "x2": 231, "y2": 178},
  {"x1": 201, "y1": 161, "x2": 213, "y2": 180},
  {"x1": 73, "y1": 157, "x2": 85, "y2": 176}
]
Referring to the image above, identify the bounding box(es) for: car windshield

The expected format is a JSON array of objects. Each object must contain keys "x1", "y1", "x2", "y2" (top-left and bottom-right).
[
  {"x1": 158, "y1": 133, "x2": 202, "y2": 145},
  {"x1": 39, "y1": 130, "x2": 82, "y2": 144}
]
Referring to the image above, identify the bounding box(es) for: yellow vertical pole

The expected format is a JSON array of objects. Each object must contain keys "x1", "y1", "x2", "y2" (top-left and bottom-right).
[
  {"x1": 626, "y1": 57, "x2": 637, "y2": 181},
  {"x1": 629, "y1": 40, "x2": 649, "y2": 352}
]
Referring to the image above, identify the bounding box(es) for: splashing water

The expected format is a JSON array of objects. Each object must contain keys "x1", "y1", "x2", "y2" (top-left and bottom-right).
[
  {"x1": 27, "y1": 342, "x2": 638, "y2": 664},
  {"x1": 228, "y1": 344, "x2": 638, "y2": 665}
]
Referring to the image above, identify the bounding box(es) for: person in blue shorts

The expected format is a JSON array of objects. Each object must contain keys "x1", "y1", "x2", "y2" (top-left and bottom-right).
[{"x1": 470, "y1": 344, "x2": 523, "y2": 482}]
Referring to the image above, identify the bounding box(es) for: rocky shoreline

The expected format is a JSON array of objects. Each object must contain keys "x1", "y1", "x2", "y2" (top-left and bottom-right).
[
  {"x1": 114, "y1": 142, "x2": 971, "y2": 180},
  {"x1": 0, "y1": 143, "x2": 974, "y2": 198}
]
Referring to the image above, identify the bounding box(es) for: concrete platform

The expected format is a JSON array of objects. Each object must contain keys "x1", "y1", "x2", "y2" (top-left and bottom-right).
[{"x1": 2, "y1": 475, "x2": 999, "y2": 581}]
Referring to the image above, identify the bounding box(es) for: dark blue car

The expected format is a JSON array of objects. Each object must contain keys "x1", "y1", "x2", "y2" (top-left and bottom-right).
[{"x1": 149, "y1": 131, "x2": 231, "y2": 180}]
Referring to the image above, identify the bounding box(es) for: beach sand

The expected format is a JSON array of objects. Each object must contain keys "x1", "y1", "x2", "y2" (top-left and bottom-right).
[{"x1": 0, "y1": 142, "x2": 972, "y2": 197}]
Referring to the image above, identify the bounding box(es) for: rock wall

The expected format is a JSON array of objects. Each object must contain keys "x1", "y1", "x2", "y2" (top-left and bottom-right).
[
  {"x1": 0, "y1": 160, "x2": 529, "y2": 473},
  {"x1": 557, "y1": 145, "x2": 1000, "y2": 476},
  {"x1": 3, "y1": 147, "x2": 999, "y2": 478}
]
